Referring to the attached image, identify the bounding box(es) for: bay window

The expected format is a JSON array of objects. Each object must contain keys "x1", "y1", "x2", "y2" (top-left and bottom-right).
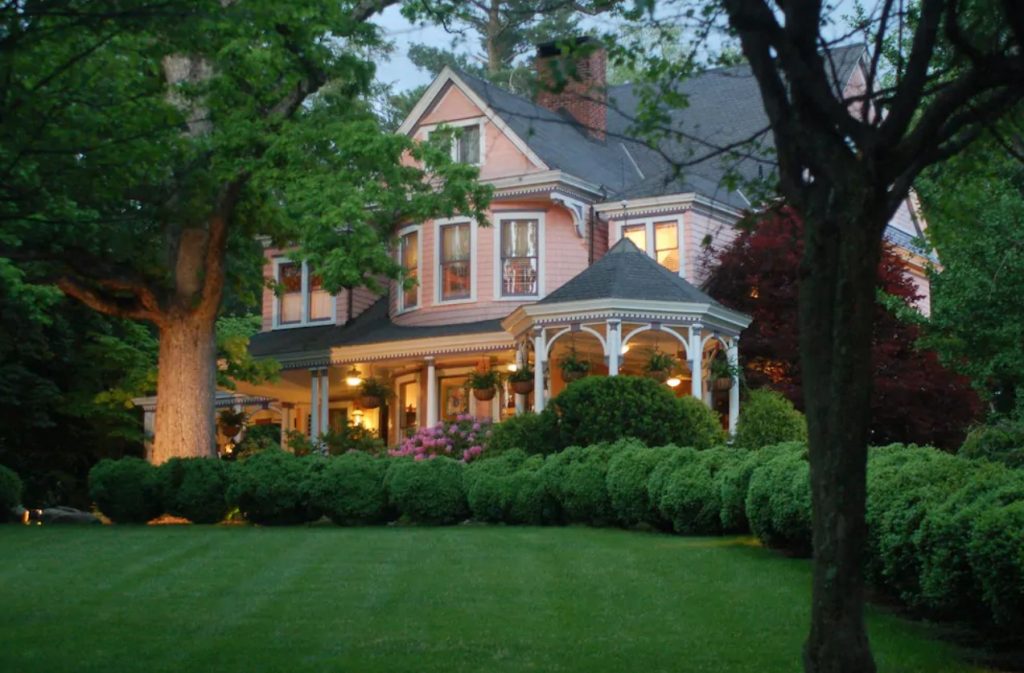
[
  {"x1": 439, "y1": 221, "x2": 472, "y2": 301},
  {"x1": 273, "y1": 259, "x2": 334, "y2": 328},
  {"x1": 398, "y1": 227, "x2": 420, "y2": 311}
]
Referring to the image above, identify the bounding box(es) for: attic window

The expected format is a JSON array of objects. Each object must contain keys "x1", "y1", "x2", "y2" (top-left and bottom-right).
[{"x1": 455, "y1": 125, "x2": 481, "y2": 164}]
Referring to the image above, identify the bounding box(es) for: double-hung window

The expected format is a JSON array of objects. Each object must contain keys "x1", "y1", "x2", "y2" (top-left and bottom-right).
[
  {"x1": 500, "y1": 217, "x2": 540, "y2": 297},
  {"x1": 439, "y1": 221, "x2": 472, "y2": 301},
  {"x1": 274, "y1": 260, "x2": 333, "y2": 328},
  {"x1": 618, "y1": 218, "x2": 683, "y2": 276},
  {"x1": 398, "y1": 227, "x2": 420, "y2": 311},
  {"x1": 426, "y1": 119, "x2": 483, "y2": 166}
]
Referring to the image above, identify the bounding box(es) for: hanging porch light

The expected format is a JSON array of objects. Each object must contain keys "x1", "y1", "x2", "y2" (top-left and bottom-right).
[{"x1": 344, "y1": 366, "x2": 363, "y2": 387}]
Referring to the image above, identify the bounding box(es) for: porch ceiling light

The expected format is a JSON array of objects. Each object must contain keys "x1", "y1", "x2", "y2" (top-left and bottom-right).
[
  {"x1": 666, "y1": 377, "x2": 682, "y2": 388},
  {"x1": 620, "y1": 344, "x2": 630, "y2": 355},
  {"x1": 507, "y1": 363, "x2": 519, "y2": 372},
  {"x1": 344, "y1": 366, "x2": 363, "y2": 387}
]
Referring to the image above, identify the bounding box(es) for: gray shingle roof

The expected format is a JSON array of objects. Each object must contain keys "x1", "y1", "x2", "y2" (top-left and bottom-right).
[
  {"x1": 457, "y1": 44, "x2": 866, "y2": 208},
  {"x1": 248, "y1": 298, "x2": 505, "y2": 359},
  {"x1": 538, "y1": 237, "x2": 722, "y2": 306}
]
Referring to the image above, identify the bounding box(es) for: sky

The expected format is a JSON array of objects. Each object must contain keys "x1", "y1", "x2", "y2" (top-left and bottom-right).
[{"x1": 372, "y1": 1, "x2": 864, "y2": 94}]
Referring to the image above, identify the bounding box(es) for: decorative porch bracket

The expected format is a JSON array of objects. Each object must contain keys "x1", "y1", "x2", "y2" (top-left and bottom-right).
[{"x1": 550, "y1": 191, "x2": 589, "y2": 238}]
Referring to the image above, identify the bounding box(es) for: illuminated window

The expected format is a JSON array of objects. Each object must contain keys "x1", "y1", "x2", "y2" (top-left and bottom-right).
[
  {"x1": 654, "y1": 221, "x2": 679, "y2": 273},
  {"x1": 622, "y1": 224, "x2": 647, "y2": 252},
  {"x1": 399, "y1": 228, "x2": 419, "y2": 310},
  {"x1": 500, "y1": 218, "x2": 539, "y2": 296},
  {"x1": 278, "y1": 262, "x2": 302, "y2": 325},
  {"x1": 439, "y1": 222, "x2": 471, "y2": 301}
]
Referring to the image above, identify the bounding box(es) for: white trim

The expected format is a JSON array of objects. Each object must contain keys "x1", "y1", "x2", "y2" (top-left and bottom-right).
[
  {"x1": 434, "y1": 218, "x2": 478, "y2": 305},
  {"x1": 485, "y1": 169, "x2": 604, "y2": 197},
  {"x1": 612, "y1": 215, "x2": 686, "y2": 278},
  {"x1": 397, "y1": 67, "x2": 548, "y2": 170},
  {"x1": 396, "y1": 224, "x2": 423, "y2": 314},
  {"x1": 421, "y1": 115, "x2": 486, "y2": 167},
  {"x1": 271, "y1": 258, "x2": 337, "y2": 330},
  {"x1": 594, "y1": 192, "x2": 743, "y2": 220},
  {"x1": 493, "y1": 211, "x2": 546, "y2": 301}
]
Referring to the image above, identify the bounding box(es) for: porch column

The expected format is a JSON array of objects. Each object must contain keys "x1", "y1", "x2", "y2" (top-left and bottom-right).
[
  {"x1": 309, "y1": 368, "x2": 320, "y2": 439},
  {"x1": 142, "y1": 408, "x2": 155, "y2": 462},
  {"x1": 689, "y1": 323, "x2": 704, "y2": 401},
  {"x1": 425, "y1": 356, "x2": 437, "y2": 427},
  {"x1": 727, "y1": 337, "x2": 740, "y2": 436},
  {"x1": 514, "y1": 344, "x2": 526, "y2": 416},
  {"x1": 280, "y1": 403, "x2": 293, "y2": 447},
  {"x1": 533, "y1": 326, "x2": 546, "y2": 413},
  {"x1": 319, "y1": 368, "x2": 330, "y2": 435},
  {"x1": 607, "y1": 319, "x2": 621, "y2": 376}
]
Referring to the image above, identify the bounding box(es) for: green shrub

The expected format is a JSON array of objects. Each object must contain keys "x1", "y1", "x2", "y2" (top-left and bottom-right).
[
  {"x1": 467, "y1": 474, "x2": 507, "y2": 523},
  {"x1": 745, "y1": 449, "x2": 811, "y2": 555},
  {"x1": 0, "y1": 464, "x2": 23, "y2": 522},
  {"x1": 717, "y1": 443, "x2": 801, "y2": 532},
  {"x1": 959, "y1": 420, "x2": 1024, "y2": 468},
  {"x1": 865, "y1": 445, "x2": 977, "y2": 601},
  {"x1": 967, "y1": 500, "x2": 1024, "y2": 628},
  {"x1": 914, "y1": 464, "x2": 1024, "y2": 618},
  {"x1": 484, "y1": 412, "x2": 558, "y2": 456},
  {"x1": 88, "y1": 458, "x2": 163, "y2": 524},
  {"x1": 540, "y1": 441, "x2": 636, "y2": 525},
  {"x1": 733, "y1": 389, "x2": 807, "y2": 449},
  {"x1": 387, "y1": 457, "x2": 467, "y2": 524},
  {"x1": 505, "y1": 468, "x2": 556, "y2": 525},
  {"x1": 226, "y1": 450, "x2": 320, "y2": 525},
  {"x1": 321, "y1": 424, "x2": 387, "y2": 456},
  {"x1": 307, "y1": 452, "x2": 389, "y2": 525},
  {"x1": 658, "y1": 449, "x2": 732, "y2": 535},
  {"x1": 549, "y1": 376, "x2": 724, "y2": 450},
  {"x1": 645, "y1": 446, "x2": 701, "y2": 530},
  {"x1": 158, "y1": 458, "x2": 230, "y2": 524},
  {"x1": 606, "y1": 445, "x2": 685, "y2": 527},
  {"x1": 463, "y1": 449, "x2": 528, "y2": 493}
]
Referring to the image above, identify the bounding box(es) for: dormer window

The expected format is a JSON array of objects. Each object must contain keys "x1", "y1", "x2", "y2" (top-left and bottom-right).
[{"x1": 273, "y1": 259, "x2": 334, "y2": 328}]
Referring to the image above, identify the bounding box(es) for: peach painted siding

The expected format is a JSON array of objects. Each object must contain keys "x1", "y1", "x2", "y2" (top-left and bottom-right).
[
  {"x1": 592, "y1": 216, "x2": 609, "y2": 262},
  {"x1": 414, "y1": 84, "x2": 544, "y2": 180},
  {"x1": 392, "y1": 202, "x2": 588, "y2": 327},
  {"x1": 686, "y1": 209, "x2": 739, "y2": 286}
]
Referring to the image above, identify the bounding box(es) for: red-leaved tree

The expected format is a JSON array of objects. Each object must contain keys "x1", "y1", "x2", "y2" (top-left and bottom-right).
[{"x1": 704, "y1": 207, "x2": 980, "y2": 450}]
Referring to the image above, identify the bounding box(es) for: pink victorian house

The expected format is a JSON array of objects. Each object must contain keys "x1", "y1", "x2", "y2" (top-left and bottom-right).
[{"x1": 213, "y1": 41, "x2": 932, "y2": 449}]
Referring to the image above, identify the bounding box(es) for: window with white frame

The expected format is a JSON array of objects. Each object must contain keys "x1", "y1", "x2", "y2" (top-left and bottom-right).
[
  {"x1": 398, "y1": 227, "x2": 420, "y2": 311},
  {"x1": 617, "y1": 217, "x2": 684, "y2": 275},
  {"x1": 438, "y1": 221, "x2": 472, "y2": 301},
  {"x1": 499, "y1": 217, "x2": 540, "y2": 297},
  {"x1": 273, "y1": 260, "x2": 334, "y2": 328},
  {"x1": 426, "y1": 119, "x2": 483, "y2": 166}
]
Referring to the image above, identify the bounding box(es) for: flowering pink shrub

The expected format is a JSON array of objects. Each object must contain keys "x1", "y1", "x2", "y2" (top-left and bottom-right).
[{"x1": 390, "y1": 414, "x2": 492, "y2": 463}]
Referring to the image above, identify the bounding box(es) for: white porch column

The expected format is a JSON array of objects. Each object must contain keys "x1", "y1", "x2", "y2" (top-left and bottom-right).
[
  {"x1": 425, "y1": 357, "x2": 438, "y2": 427},
  {"x1": 689, "y1": 323, "x2": 704, "y2": 401},
  {"x1": 309, "y1": 369, "x2": 320, "y2": 439},
  {"x1": 514, "y1": 345, "x2": 525, "y2": 416},
  {"x1": 319, "y1": 368, "x2": 330, "y2": 435},
  {"x1": 142, "y1": 409, "x2": 156, "y2": 462},
  {"x1": 607, "y1": 319, "x2": 621, "y2": 376},
  {"x1": 533, "y1": 326, "x2": 547, "y2": 413},
  {"x1": 727, "y1": 337, "x2": 741, "y2": 436}
]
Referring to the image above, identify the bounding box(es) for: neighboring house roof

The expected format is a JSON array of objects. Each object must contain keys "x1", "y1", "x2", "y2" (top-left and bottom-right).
[
  {"x1": 248, "y1": 298, "x2": 505, "y2": 359},
  {"x1": 539, "y1": 237, "x2": 723, "y2": 307},
  {"x1": 456, "y1": 44, "x2": 866, "y2": 209}
]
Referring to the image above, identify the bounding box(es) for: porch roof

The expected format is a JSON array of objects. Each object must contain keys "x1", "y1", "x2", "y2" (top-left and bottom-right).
[{"x1": 248, "y1": 298, "x2": 505, "y2": 360}]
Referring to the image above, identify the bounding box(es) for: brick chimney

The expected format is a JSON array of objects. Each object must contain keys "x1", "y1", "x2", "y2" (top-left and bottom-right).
[{"x1": 535, "y1": 36, "x2": 607, "y2": 141}]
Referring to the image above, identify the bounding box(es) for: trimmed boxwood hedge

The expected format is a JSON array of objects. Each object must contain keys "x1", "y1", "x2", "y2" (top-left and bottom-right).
[
  {"x1": 745, "y1": 447, "x2": 811, "y2": 555},
  {"x1": 733, "y1": 389, "x2": 807, "y2": 450},
  {"x1": 0, "y1": 463, "x2": 22, "y2": 522},
  {"x1": 307, "y1": 452, "x2": 389, "y2": 525},
  {"x1": 158, "y1": 457, "x2": 230, "y2": 524},
  {"x1": 89, "y1": 457, "x2": 163, "y2": 524},
  {"x1": 387, "y1": 456, "x2": 467, "y2": 525},
  {"x1": 226, "y1": 450, "x2": 321, "y2": 525}
]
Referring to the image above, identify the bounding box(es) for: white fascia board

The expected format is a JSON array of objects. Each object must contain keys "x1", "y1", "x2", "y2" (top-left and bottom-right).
[
  {"x1": 594, "y1": 192, "x2": 744, "y2": 220},
  {"x1": 397, "y1": 66, "x2": 549, "y2": 171},
  {"x1": 485, "y1": 170, "x2": 605, "y2": 198},
  {"x1": 330, "y1": 330, "x2": 513, "y2": 364}
]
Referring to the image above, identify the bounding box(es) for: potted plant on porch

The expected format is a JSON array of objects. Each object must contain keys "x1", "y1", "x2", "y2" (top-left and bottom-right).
[
  {"x1": 559, "y1": 346, "x2": 590, "y2": 382},
  {"x1": 508, "y1": 365, "x2": 535, "y2": 394},
  {"x1": 217, "y1": 409, "x2": 247, "y2": 438},
  {"x1": 644, "y1": 350, "x2": 676, "y2": 383},
  {"x1": 468, "y1": 369, "x2": 502, "y2": 401},
  {"x1": 358, "y1": 377, "x2": 392, "y2": 409},
  {"x1": 709, "y1": 357, "x2": 741, "y2": 391}
]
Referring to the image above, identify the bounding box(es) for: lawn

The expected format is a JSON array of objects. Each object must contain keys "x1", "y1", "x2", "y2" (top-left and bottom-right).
[{"x1": 0, "y1": 526, "x2": 992, "y2": 673}]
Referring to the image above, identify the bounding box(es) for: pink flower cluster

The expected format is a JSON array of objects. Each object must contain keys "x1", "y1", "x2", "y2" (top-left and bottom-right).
[{"x1": 389, "y1": 414, "x2": 493, "y2": 463}]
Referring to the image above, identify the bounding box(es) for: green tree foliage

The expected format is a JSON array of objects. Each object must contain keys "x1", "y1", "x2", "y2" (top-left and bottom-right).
[{"x1": 918, "y1": 135, "x2": 1024, "y2": 416}]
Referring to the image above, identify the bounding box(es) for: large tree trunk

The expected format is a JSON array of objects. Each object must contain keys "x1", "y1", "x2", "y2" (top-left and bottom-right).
[
  {"x1": 150, "y1": 311, "x2": 218, "y2": 463},
  {"x1": 799, "y1": 195, "x2": 885, "y2": 673}
]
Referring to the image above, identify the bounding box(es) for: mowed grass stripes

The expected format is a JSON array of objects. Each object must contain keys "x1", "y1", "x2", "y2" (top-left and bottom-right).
[{"x1": 0, "y1": 526, "x2": 992, "y2": 673}]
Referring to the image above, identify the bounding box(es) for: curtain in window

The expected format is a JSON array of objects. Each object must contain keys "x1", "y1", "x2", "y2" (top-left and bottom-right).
[
  {"x1": 279, "y1": 262, "x2": 302, "y2": 324},
  {"x1": 307, "y1": 273, "x2": 332, "y2": 321},
  {"x1": 458, "y1": 126, "x2": 480, "y2": 164},
  {"x1": 440, "y1": 223, "x2": 471, "y2": 299},
  {"x1": 501, "y1": 219, "x2": 538, "y2": 296},
  {"x1": 655, "y1": 221, "x2": 680, "y2": 273}
]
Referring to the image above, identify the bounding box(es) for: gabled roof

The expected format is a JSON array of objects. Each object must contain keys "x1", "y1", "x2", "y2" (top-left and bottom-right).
[
  {"x1": 538, "y1": 237, "x2": 723, "y2": 306},
  {"x1": 448, "y1": 44, "x2": 867, "y2": 209},
  {"x1": 248, "y1": 297, "x2": 505, "y2": 360}
]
